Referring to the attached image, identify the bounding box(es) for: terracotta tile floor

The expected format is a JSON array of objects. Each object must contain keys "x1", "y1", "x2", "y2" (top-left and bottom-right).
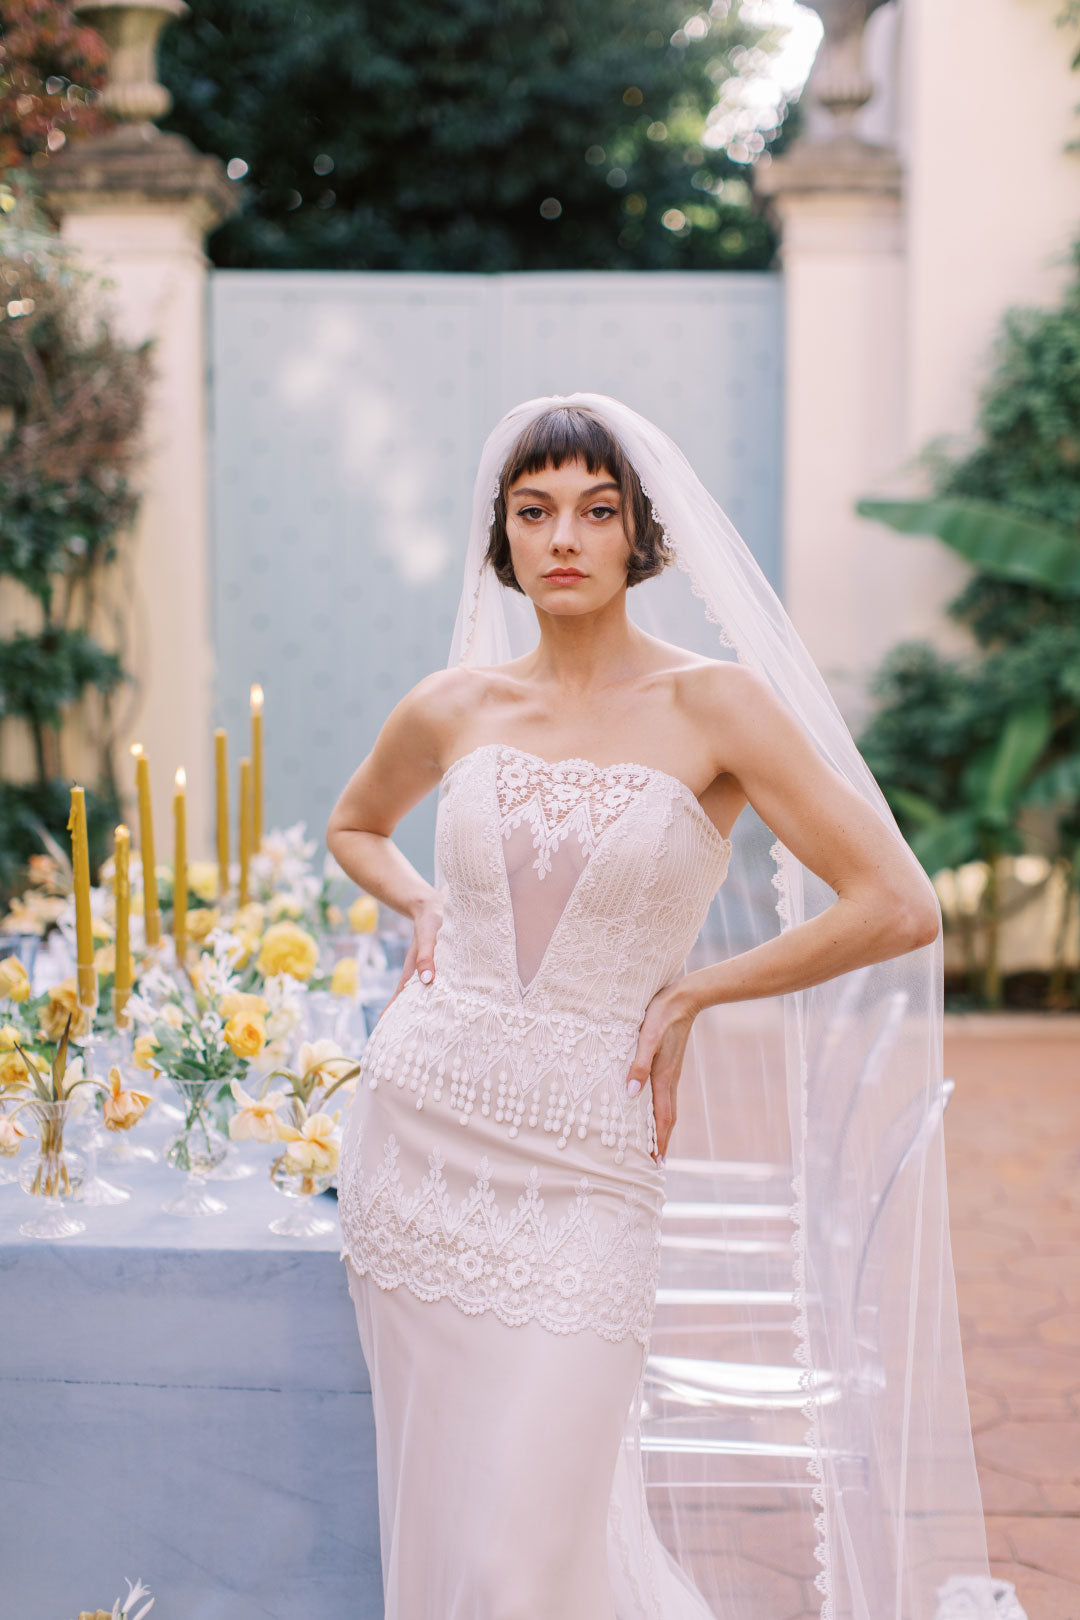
[{"x1": 944, "y1": 1018, "x2": 1080, "y2": 1619}]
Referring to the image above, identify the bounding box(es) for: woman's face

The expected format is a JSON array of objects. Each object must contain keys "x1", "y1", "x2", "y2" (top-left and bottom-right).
[{"x1": 505, "y1": 457, "x2": 632, "y2": 618}]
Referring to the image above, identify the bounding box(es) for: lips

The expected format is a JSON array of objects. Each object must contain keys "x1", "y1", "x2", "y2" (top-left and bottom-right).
[{"x1": 544, "y1": 569, "x2": 585, "y2": 581}]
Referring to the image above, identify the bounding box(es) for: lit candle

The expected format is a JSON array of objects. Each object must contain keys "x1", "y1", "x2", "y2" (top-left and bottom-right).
[
  {"x1": 215, "y1": 727, "x2": 229, "y2": 901},
  {"x1": 130, "y1": 744, "x2": 161, "y2": 947},
  {"x1": 173, "y1": 768, "x2": 188, "y2": 962},
  {"x1": 67, "y1": 784, "x2": 97, "y2": 1013},
  {"x1": 238, "y1": 756, "x2": 253, "y2": 907},
  {"x1": 113, "y1": 824, "x2": 132, "y2": 1025},
  {"x1": 250, "y1": 684, "x2": 264, "y2": 853}
]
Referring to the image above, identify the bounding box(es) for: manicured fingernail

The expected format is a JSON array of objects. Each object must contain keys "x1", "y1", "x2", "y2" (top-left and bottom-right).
[
  {"x1": 626, "y1": 1078, "x2": 641, "y2": 1097},
  {"x1": 419, "y1": 969, "x2": 433, "y2": 985}
]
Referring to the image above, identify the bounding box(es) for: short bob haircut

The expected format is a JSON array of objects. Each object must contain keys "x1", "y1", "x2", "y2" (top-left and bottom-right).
[{"x1": 485, "y1": 405, "x2": 673, "y2": 593}]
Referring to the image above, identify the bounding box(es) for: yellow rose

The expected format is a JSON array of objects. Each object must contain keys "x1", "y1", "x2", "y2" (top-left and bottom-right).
[
  {"x1": 189, "y1": 860, "x2": 220, "y2": 903},
  {"x1": 256, "y1": 920, "x2": 319, "y2": 982},
  {"x1": 326, "y1": 903, "x2": 343, "y2": 929},
  {"x1": 0, "y1": 957, "x2": 30, "y2": 1002},
  {"x1": 0, "y1": 1048, "x2": 33, "y2": 1092},
  {"x1": 219, "y1": 989, "x2": 269, "y2": 1021},
  {"x1": 330, "y1": 956, "x2": 359, "y2": 997},
  {"x1": 188, "y1": 906, "x2": 220, "y2": 943},
  {"x1": 132, "y1": 1032, "x2": 161, "y2": 1073},
  {"x1": 102, "y1": 1065, "x2": 152, "y2": 1131},
  {"x1": 348, "y1": 894, "x2": 379, "y2": 934},
  {"x1": 93, "y1": 943, "x2": 116, "y2": 975},
  {"x1": 0, "y1": 1023, "x2": 20, "y2": 1049},
  {"x1": 39, "y1": 979, "x2": 90, "y2": 1041},
  {"x1": 224, "y1": 1010, "x2": 266, "y2": 1058}
]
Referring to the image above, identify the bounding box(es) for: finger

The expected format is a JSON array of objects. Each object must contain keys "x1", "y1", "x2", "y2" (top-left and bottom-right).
[
  {"x1": 626, "y1": 1028, "x2": 658, "y2": 1096},
  {"x1": 414, "y1": 921, "x2": 437, "y2": 986},
  {"x1": 650, "y1": 1069, "x2": 677, "y2": 1163}
]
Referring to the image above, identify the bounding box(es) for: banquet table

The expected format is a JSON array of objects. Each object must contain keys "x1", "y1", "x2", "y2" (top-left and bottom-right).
[{"x1": 0, "y1": 1141, "x2": 382, "y2": 1620}]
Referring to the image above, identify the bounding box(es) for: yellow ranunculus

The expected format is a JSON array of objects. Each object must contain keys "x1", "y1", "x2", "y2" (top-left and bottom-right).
[
  {"x1": 0, "y1": 1112, "x2": 28, "y2": 1156},
  {"x1": 219, "y1": 989, "x2": 269, "y2": 1021},
  {"x1": 102, "y1": 1065, "x2": 152, "y2": 1132},
  {"x1": 224, "y1": 1010, "x2": 266, "y2": 1059},
  {"x1": 348, "y1": 894, "x2": 379, "y2": 934},
  {"x1": 228, "y1": 1078, "x2": 286, "y2": 1143},
  {"x1": 278, "y1": 1110, "x2": 339, "y2": 1175},
  {"x1": 330, "y1": 956, "x2": 359, "y2": 997},
  {"x1": 256, "y1": 920, "x2": 319, "y2": 982},
  {"x1": 0, "y1": 957, "x2": 30, "y2": 1002},
  {"x1": 188, "y1": 906, "x2": 220, "y2": 943},
  {"x1": 132, "y1": 1033, "x2": 161, "y2": 1073},
  {"x1": 188, "y1": 860, "x2": 220, "y2": 903},
  {"x1": 38, "y1": 979, "x2": 90, "y2": 1041}
]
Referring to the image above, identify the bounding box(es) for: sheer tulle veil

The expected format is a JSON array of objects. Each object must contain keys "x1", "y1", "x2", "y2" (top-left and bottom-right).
[{"x1": 445, "y1": 392, "x2": 1025, "y2": 1620}]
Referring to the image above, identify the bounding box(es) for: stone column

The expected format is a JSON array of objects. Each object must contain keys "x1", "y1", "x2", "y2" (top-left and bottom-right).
[
  {"x1": 757, "y1": 0, "x2": 914, "y2": 728},
  {"x1": 41, "y1": 0, "x2": 238, "y2": 852}
]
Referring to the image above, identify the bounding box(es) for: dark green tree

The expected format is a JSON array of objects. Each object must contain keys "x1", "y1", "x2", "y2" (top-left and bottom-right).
[{"x1": 156, "y1": 0, "x2": 801, "y2": 272}]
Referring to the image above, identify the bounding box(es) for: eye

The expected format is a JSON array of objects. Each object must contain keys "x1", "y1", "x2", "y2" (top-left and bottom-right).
[
  {"x1": 515, "y1": 505, "x2": 546, "y2": 520},
  {"x1": 588, "y1": 504, "x2": 618, "y2": 520}
]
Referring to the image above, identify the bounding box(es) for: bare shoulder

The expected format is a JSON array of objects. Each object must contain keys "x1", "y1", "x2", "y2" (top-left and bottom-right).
[
  {"x1": 670, "y1": 659, "x2": 779, "y2": 767},
  {"x1": 379, "y1": 664, "x2": 509, "y2": 771}
]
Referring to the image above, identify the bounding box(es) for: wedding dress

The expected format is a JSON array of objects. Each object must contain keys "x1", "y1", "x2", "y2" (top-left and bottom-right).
[
  {"x1": 338, "y1": 741, "x2": 732, "y2": 1617},
  {"x1": 336, "y1": 391, "x2": 1025, "y2": 1620}
]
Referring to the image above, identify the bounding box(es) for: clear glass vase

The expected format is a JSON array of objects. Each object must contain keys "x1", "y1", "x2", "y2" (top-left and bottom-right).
[
  {"x1": 162, "y1": 1074, "x2": 229, "y2": 1217},
  {"x1": 17, "y1": 1098, "x2": 88, "y2": 1239},
  {"x1": 268, "y1": 1152, "x2": 336, "y2": 1239}
]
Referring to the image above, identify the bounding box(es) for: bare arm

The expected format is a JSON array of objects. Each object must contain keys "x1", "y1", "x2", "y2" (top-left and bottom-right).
[
  {"x1": 325, "y1": 670, "x2": 469, "y2": 992},
  {"x1": 631, "y1": 663, "x2": 941, "y2": 1159}
]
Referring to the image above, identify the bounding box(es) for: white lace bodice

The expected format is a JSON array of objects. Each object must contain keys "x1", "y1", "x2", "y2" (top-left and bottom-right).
[{"x1": 338, "y1": 743, "x2": 733, "y2": 1344}]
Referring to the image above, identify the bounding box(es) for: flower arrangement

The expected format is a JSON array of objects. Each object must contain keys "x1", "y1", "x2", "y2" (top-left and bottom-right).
[{"x1": 77, "y1": 1576, "x2": 153, "y2": 1620}]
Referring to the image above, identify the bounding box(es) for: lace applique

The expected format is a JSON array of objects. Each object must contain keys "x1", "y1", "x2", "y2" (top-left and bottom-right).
[
  {"x1": 339, "y1": 1134, "x2": 661, "y2": 1345},
  {"x1": 495, "y1": 748, "x2": 653, "y2": 877}
]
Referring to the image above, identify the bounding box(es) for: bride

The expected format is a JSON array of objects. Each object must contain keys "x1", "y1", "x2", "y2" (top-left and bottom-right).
[{"x1": 326, "y1": 395, "x2": 1014, "y2": 1620}]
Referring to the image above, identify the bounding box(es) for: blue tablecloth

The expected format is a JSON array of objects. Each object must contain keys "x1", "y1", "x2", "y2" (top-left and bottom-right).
[{"x1": 0, "y1": 1137, "x2": 382, "y2": 1620}]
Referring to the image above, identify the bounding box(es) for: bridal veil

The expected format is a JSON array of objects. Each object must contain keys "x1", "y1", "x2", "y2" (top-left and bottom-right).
[{"x1": 445, "y1": 392, "x2": 1024, "y2": 1620}]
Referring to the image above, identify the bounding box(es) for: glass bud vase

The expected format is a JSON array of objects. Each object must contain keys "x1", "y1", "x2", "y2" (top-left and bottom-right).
[
  {"x1": 162, "y1": 1074, "x2": 229, "y2": 1217},
  {"x1": 17, "y1": 1099, "x2": 88, "y2": 1239},
  {"x1": 268, "y1": 1152, "x2": 336, "y2": 1239}
]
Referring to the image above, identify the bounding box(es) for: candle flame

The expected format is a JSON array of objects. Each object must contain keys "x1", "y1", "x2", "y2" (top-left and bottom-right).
[
  {"x1": 130, "y1": 742, "x2": 144, "y2": 757},
  {"x1": 175, "y1": 768, "x2": 186, "y2": 789},
  {"x1": 115, "y1": 824, "x2": 129, "y2": 838},
  {"x1": 250, "y1": 683, "x2": 264, "y2": 710}
]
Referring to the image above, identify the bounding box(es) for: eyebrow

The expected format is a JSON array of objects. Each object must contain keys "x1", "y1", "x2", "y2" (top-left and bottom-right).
[{"x1": 510, "y1": 482, "x2": 621, "y2": 499}]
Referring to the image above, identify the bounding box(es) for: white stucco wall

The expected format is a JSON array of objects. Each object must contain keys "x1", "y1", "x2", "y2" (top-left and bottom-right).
[{"x1": 778, "y1": 0, "x2": 1079, "y2": 728}]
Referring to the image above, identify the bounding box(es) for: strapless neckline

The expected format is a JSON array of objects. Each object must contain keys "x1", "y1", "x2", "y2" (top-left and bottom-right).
[{"x1": 442, "y1": 741, "x2": 733, "y2": 855}]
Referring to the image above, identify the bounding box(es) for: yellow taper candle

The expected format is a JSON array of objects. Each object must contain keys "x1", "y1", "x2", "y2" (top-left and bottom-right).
[
  {"x1": 173, "y1": 768, "x2": 188, "y2": 962},
  {"x1": 113, "y1": 824, "x2": 131, "y2": 1026},
  {"x1": 215, "y1": 727, "x2": 229, "y2": 900},
  {"x1": 250, "y1": 684, "x2": 264, "y2": 853},
  {"x1": 238, "y1": 756, "x2": 253, "y2": 908},
  {"x1": 67, "y1": 784, "x2": 97, "y2": 1013},
  {"x1": 130, "y1": 744, "x2": 161, "y2": 947}
]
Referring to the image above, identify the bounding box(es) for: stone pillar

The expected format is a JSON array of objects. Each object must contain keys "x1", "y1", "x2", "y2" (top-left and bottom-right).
[
  {"x1": 757, "y1": 0, "x2": 918, "y2": 728},
  {"x1": 40, "y1": 0, "x2": 238, "y2": 852}
]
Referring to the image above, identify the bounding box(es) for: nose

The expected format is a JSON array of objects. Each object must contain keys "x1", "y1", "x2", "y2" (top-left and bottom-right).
[{"x1": 550, "y1": 508, "x2": 580, "y2": 553}]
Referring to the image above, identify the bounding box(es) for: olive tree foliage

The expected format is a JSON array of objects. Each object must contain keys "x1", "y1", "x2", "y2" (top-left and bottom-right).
[{"x1": 156, "y1": 0, "x2": 802, "y2": 271}]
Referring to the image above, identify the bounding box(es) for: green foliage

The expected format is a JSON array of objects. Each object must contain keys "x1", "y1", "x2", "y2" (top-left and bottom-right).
[
  {"x1": 0, "y1": 185, "x2": 150, "y2": 901},
  {"x1": 155, "y1": 0, "x2": 800, "y2": 271},
  {"x1": 857, "y1": 240, "x2": 1080, "y2": 1005}
]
